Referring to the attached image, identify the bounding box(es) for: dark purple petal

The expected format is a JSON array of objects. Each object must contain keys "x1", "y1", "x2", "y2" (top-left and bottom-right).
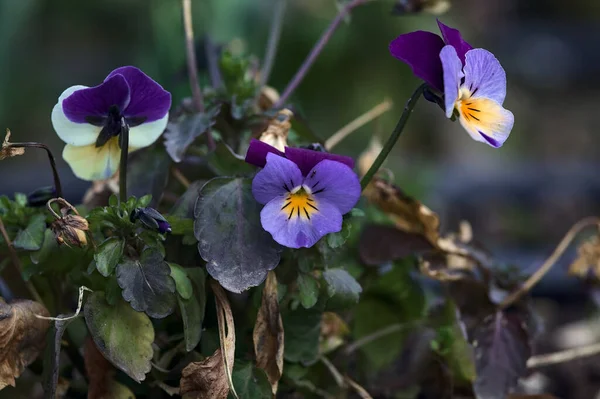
[
  {"x1": 245, "y1": 139, "x2": 285, "y2": 168},
  {"x1": 62, "y1": 74, "x2": 130, "y2": 123},
  {"x1": 157, "y1": 220, "x2": 172, "y2": 234},
  {"x1": 437, "y1": 20, "x2": 473, "y2": 65},
  {"x1": 389, "y1": 31, "x2": 445, "y2": 92},
  {"x1": 284, "y1": 147, "x2": 355, "y2": 177},
  {"x1": 303, "y1": 160, "x2": 360, "y2": 215},
  {"x1": 260, "y1": 196, "x2": 342, "y2": 249},
  {"x1": 252, "y1": 153, "x2": 303, "y2": 205},
  {"x1": 107, "y1": 66, "x2": 171, "y2": 122}
]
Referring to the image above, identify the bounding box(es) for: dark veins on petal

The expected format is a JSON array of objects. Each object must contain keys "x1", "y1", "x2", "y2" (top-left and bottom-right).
[{"x1": 87, "y1": 105, "x2": 147, "y2": 148}]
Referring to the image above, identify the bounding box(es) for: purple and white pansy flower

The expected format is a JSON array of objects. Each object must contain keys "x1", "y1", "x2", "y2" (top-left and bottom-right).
[
  {"x1": 389, "y1": 20, "x2": 514, "y2": 148},
  {"x1": 51, "y1": 66, "x2": 171, "y2": 181},
  {"x1": 245, "y1": 139, "x2": 361, "y2": 249}
]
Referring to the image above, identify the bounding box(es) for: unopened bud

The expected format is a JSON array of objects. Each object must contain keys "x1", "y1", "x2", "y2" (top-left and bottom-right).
[
  {"x1": 27, "y1": 186, "x2": 57, "y2": 207},
  {"x1": 131, "y1": 207, "x2": 171, "y2": 234}
]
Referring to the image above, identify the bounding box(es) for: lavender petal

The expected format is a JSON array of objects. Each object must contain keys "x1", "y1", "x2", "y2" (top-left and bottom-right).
[
  {"x1": 463, "y1": 49, "x2": 507, "y2": 104},
  {"x1": 252, "y1": 152, "x2": 303, "y2": 205},
  {"x1": 303, "y1": 160, "x2": 360, "y2": 215},
  {"x1": 437, "y1": 19, "x2": 473, "y2": 65},
  {"x1": 440, "y1": 45, "x2": 464, "y2": 118}
]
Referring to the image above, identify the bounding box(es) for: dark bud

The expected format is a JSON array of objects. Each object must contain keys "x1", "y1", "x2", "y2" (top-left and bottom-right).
[
  {"x1": 300, "y1": 143, "x2": 326, "y2": 152},
  {"x1": 131, "y1": 207, "x2": 171, "y2": 234},
  {"x1": 27, "y1": 186, "x2": 57, "y2": 207}
]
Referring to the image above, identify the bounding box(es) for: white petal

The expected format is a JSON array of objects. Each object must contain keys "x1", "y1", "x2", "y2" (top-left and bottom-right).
[
  {"x1": 62, "y1": 139, "x2": 121, "y2": 181},
  {"x1": 128, "y1": 113, "x2": 169, "y2": 148},
  {"x1": 458, "y1": 97, "x2": 514, "y2": 148},
  {"x1": 51, "y1": 85, "x2": 101, "y2": 146}
]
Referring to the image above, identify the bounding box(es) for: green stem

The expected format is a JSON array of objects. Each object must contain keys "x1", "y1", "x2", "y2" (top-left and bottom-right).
[
  {"x1": 119, "y1": 120, "x2": 129, "y2": 204},
  {"x1": 360, "y1": 83, "x2": 426, "y2": 191}
]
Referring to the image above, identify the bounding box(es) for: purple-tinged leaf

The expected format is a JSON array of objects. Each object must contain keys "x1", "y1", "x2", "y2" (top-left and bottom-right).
[
  {"x1": 164, "y1": 106, "x2": 221, "y2": 163},
  {"x1": 470, "y1": 311, "x2": 532, "y2": 399},
  {"x1": 359, "y1": 224, "x2": 434, "y2": 266}
]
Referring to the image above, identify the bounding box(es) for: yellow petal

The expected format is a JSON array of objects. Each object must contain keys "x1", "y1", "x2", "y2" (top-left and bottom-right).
[
  {"x1": 457, "y1": 97, "x2": 514, "y2": 148},
  {"x1": 63, "y1": 138, "x2": 121, "y2": 181}
]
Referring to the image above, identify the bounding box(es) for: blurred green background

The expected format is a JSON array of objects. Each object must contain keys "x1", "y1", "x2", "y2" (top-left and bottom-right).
[{"x1": 1, "y1": 0, "x2": 600, "y2": 256}]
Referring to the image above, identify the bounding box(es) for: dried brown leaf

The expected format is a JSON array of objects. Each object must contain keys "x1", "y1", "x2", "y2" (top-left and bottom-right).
[
  {"x1": 180, "y1": 281, "x2": 237, "y2": 399},
  {"x1": 568, "y1": 234, "x2": 600, "y2": 279},
  {"x1": 320, "y1": 312, "x2": 349, "y2": 354},
  {"x1": 257, "y1": 86, "x2": 280, "y2": 111},
  {"x1": 0, "y1": 129, "x2": 24, "y2": 160},
  {"x1": 362, "y1": 177, "x2": 440, "y2": 245},
  {"x1": 85, "y1": 336, "x2": 113, "y2": 399},
  {"x1": 253, "y1": 271, "x2": 284, "y2": 395},
  {"x1": 258, "y1": 109, "x2": 293, "y2": 152},
  {"x1": 0, "y1": 299, "x2": 50, "y2": 390}
]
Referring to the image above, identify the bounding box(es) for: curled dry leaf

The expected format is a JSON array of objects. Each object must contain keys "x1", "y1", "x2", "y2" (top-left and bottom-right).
[
  {"x1": 258, "y1": 109, "x2": 293, "y2": 152},
  {"x1": 180, "y1": 280, "x2": 237, "y2": 399},
  {"x1": 257, "y1": 86, "x2": 280, "y2": 111},
  {"x1": 0, "y1": 298, "x2": 50, "y2": 390},
  {"x1": 0, "y1": 129, "x2": 25, "y2": 160},
  {"x1": 253, "y1": 271, "x2": 284, "y2": 395},
  {"x1": 320, "y1": 311, "x2": 349, "y2": 354},
  {"x1": 568, "y1": 234, "x2": 600, "y2": 280},
  {"x1": 362, "y1": 177, "x2": 440, "y2": 246}
]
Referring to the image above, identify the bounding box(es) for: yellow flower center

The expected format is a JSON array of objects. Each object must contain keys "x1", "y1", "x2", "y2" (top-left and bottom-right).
[{"x1": 281, "y1": 186, "x2": 319, "y2": 221}]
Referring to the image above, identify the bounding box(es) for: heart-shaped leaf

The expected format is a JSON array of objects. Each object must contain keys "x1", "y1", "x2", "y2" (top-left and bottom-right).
[
  {"x1": 84, "y1": 292, "x2": 154, "y2": 383},
  {"x1": 94, "y1": 237, "x2": 125, "y2": 277},
  {"x1": 194, "y1": 177, "x2": 281, "y2": 293},
  {"x1": 322, "y1": 268, "x2": 362, "y2": 307},
  {"x1": 297, "y1": 273, "x2": 319, "y2": 309},
  {"x1": 13, "y1": 214, "x2": 46, "y2": 251},
  {"x1": 116, "y1": 250, "x2": 176, "y2": 319},
  {"x1": 164, "y1": 106, "x2": 220, "y2": 163}
]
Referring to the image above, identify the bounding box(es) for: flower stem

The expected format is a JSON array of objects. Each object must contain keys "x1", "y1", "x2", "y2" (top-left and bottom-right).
[
  {"x1": 360, "y1": 84, "x2": 427, "y2": 191},
  {"x1": 258, "y1": 0, "x2": 287, "y2": 92},
  {"x1": 182, "y1": 0, "x2": 216, "y2": 151},
  {"x1": 9, "y1": 142, "x2": 63, "y2": 198},
  {"x1": 119, "y1": 121, "x2": 129, "y2": 204},
  {"x1": 273, "y1": 0, "x2": 370, "y2": 108}
]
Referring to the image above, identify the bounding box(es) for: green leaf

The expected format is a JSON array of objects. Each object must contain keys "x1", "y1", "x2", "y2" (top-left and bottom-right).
[
  {"x1": 94, "y1": 237, "x2": 125, "y2": 277},
  {"x1": 13, "y1": 214, "x2": 46, "y2": 251},
  {"x1": 179, "y1": 268, "x2": 206, "y2": 352},
  {"x1": 30, "y1": 229, "x2": 55, "y2": 265},
  {"x1": 14, "y1": 193, "x2": 28, "y2": 207},
  {"x1": 352, "y1": 298, "x2": 405, "y2": 370},
  {"x1": 297, "y1": 273, "x2": 319, "y2": 309},
  {"x1": 84, "y1": 292, "x2": 154, "y2": 383},
  {"x1": 165, "y1": 216, "x2": 194, "y2": 235},
  {"x1": 282, "y1": 306, "x2": 322, "y2": 365},
  {"x1": 326, "y1": 219, "x2": 352, "y2": 249},
  {"x1": 116, "y1": 250, "x2": 177, "y2": 319},
  {"x1": 127, "y1": 145, "x2": 171, "y2": 208},
  {"x1": 137, "y1": 194, "x2": 152, "y2": 208},
  {"x1": 194, "y1": 177, "x2": 281, "y2": 293},
  {"x1": 169, "y1": 263, "x2": 193, "y2": 300},
  {"x1": 164, "y1": 106, "x2": 220, "y2": 163},
  {"x1": 105, "y1": 277, "x2": 122, "y2": 306},
  {"x1": 206, "y1": 141, "x2": 254, "y2": 176},
  {"x1": 322, "y1": 268, "x2": 362, "y2": 307},
  {"x1": 169, "y1": 181, "x2": 206, "y2": 218},
  {"x1": 231, "y1": 362, "x2": 272, "y2": 399},
  {"x1": 42, "y1": 316, "x2": 74, "y2": 398}
]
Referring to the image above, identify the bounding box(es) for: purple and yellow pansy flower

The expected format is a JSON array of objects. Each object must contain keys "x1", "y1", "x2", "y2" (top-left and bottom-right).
[
  {"x1": 51, "y1": 66, "x2": 171, "y2": 181},
  {"x1": 389, "y1": 20, "x2": 514, "y2": 148},
  {"x1": 245, "y1": 139, "x2": 361, "y2": 249}
]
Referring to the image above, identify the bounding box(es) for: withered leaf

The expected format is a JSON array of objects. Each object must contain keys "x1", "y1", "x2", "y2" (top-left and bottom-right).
[
  {"x1": 362, "y1": 177, "x2": 440, "y2": 245},
  {"x1": 568, "y1": 234, "x2": 600, "y2": 280},
  {"x1": 359, "y1": 224, "x2": 434, "y2": 266},
  {"x1": 258, "y1": 109, "x2": 292, "y2": 152},
  {"x1": 0, "y1": 298, "x2": 50, "y2": 390},
  {"x1": 180, "y1": 280, "x2": 237, "y2": 399},
  {"x1": 253, "y1": 271, "x2": 284, "y2": 395},
  {"x1": 0, "y1": 129, "x2": 24, "y2": 160}
]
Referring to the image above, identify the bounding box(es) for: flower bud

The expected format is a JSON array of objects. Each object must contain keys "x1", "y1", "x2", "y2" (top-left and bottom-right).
[
  {"x1": 27, "y1": 186, "x2": 57, "y2": 207},
  {"x1": 131, "y1": 207, "x2": 171, "y2": 234}
]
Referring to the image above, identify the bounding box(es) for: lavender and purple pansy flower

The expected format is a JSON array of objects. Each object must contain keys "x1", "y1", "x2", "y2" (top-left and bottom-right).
[
  {"x1": 245, "y1": 139, "x2": 361, "y2": 249},
  {"x1": 51, "y1": 66, "x2": 171, "y2": 181},
  {"x1": 389, "y1": 20, "x2": 514, "y2": 148}
]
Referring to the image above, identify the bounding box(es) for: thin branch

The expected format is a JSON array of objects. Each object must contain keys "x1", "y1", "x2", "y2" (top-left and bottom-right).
[
  {"x1": 325, "y1": 98, "x2": 392, "y2": 150},
  {"x1": 344, "y1": 322, "x2": 417, "y2": 355},
  {"x1": 0, "y1": 215, "x2": 44, "y2": 304},
  {"x1": 258, "y1": 0, "x2": 287, "y2": 91},
  {"x1": 528, "y1": 342, "x2": 600, "y2": 368},
  {"x1": 360, "y1": 84, "x2": 426, "y2": 191},
  {"x1": 344, "y1": 376, "x2": 373, "y2": 399},
  {"x1": 498, "y1": 216, "x2": 600, "y2": 309},
  {"x1": 274, "y1": 0, "x2": 370, "y2": 108},
  {"x1": 9, "y1": 142, "x2": 63, "y2": 198},
  {"x1": 320, "y1": 356, "x2": 345, "y2": 388},
  {"x1": 171, "y1": 167, "x2": 191, "y2": 188},
  {"x1": 182, "y1": 0, "x2": 215, "y2": 150}
]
